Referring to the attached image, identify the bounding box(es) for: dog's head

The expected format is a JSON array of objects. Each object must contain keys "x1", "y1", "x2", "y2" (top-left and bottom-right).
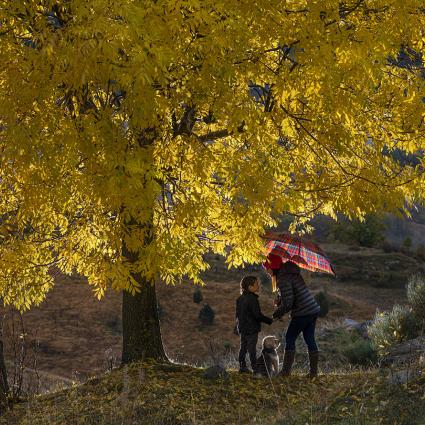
[{"x1": 262, "y1": 335, "x2": 280, "y2": 350}]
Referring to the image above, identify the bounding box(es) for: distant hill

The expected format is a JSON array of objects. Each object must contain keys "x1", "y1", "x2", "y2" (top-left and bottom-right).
[{"x1": 309, "y1": 209, "x2": 425, "y2": 247}]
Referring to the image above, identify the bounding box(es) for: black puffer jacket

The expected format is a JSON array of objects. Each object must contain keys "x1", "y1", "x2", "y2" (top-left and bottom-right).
[
  {"x1": 272, "y1": 261, "x2": 320, "y2": 319},
  {"x1": 236, "y1": 292, "x2": 273, "y2": 335}
]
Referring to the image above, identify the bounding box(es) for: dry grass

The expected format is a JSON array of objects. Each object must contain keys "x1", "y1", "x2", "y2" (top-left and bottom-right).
[{"x1": 1, "y1": 360, "x2": 425, "y2": 425}]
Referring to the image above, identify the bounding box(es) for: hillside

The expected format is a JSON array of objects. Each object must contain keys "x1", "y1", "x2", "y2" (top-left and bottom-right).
[
  {"x1": 1, "y1": 242, "x2": 424, "y2": 390},
  {"x1": 2, "y1": 360, "x2": 425, "y2": 425}
]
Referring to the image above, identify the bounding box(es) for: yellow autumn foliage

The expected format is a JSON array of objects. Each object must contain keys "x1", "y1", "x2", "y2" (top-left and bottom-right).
[{"x1": 0, "y1": 0, "x2": 424, "y2": 309}]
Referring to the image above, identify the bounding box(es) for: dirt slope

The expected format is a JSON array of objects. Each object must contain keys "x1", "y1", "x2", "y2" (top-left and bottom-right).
[{"x1": 1, "y1": 243, "x2": 423, "y2": 386}]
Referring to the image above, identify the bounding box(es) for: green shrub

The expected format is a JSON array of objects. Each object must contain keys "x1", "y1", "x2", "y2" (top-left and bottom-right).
[
  {"x1": 342, "y1": 339, "x2": 378, "y2": 366},
  {"x1": 314, "y1": 290, "x2": 330, "y2": 318},
  {"x1": 407, "y1": 274, "x2": 425, "y2": 324},
  {"x1": 368, "y1": 305, "x2": 419, "y2": 355},
  {"x1": 223, "y1": 341, "x2": 233, "y2": 353},
  {"x1": 105, "y1": 316, "x2": 121, "y2": 334},
  {"x1": 416, "y1": 244, "x2": 425, "y2": 261},
  {"x1": 199, "y1": 304, "x2": 215, "y2": 326},
  {"x1": 400, "y1": 237, "x2": 413, "y2": 255},
  {"x1": 193, "y1": 288, "x2": 203, "y2": 304},
  {"x1": 382, "y1": 240, "x2": 398, "y2": 253},
  {"x1": 403, "y1": 237, "x2": 412, "y2": 249},
  {"x1": 331, "y1": 215, "x2": 385, "y2": 248}
]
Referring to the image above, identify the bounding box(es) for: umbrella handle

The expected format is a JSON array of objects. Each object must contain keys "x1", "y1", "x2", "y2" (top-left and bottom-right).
[{"x1": 271, "y1": 276, "x2": 277, "y2": 293}]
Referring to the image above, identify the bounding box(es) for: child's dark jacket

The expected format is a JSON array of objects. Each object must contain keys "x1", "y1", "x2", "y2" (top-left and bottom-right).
[{"x1": 236, "y1": 292, "x2": 273, "y2": 335}]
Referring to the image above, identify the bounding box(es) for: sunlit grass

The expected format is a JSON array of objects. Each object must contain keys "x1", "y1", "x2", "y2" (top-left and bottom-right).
[{"x1": 1, "y1": 359, "x2": 424, "y2": 425}]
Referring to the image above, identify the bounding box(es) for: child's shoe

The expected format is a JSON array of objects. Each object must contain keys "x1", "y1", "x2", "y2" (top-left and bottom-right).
[{"x1": 239, "y1": 363, "x2": 250, "y2": 373}]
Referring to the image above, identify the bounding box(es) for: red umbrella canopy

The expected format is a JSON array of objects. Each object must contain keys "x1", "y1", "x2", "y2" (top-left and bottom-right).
[{"x1": 263, "y1": 232, "x2": 336, "y2": 276}]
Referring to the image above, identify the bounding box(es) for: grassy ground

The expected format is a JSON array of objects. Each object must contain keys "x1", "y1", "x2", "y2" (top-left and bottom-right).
[{"x1": 2, "y1": 361, "x2": 425, "y2": 425}]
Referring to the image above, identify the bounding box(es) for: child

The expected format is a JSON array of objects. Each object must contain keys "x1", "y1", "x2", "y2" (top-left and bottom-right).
[{"x1": 235, "y1": 275, "x2": 273, "y2": 373}]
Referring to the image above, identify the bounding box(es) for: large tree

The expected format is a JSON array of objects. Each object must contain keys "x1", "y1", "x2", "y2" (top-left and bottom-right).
[{"x1": 0, "y1": 1, "x2": 424, "y2": 363}]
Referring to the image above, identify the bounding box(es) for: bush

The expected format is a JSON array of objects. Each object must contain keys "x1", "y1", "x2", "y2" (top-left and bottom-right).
[
  {"x1": 382, "y1": 240, "x2": 398, "y2": 253},
  {"x1": 223, "y1": 341, "x2": 233, "y2": 354},
  {"x1": 193, "y1": 288, "x2": 203, "y2": 304},
  {"x1": 342, "y1": 339, "x2": 378, "y2": 366},
  {"x1": 331, "y1": 214, "x2": 385, "y2": 248},
  {"x1": 368, "y1": 305, "x2": 420, "y2": 355},
  {"x1": 199, "y1": 304, "x2": 215, "y2": 326},
  {"x1": 314, "y1": 290, "x2": 330, "y2": 318},
  {"x1": 416, "y1": 244, "x2": 425, "y2": 261},
  {"x1": 407, "y1": 274, "x2": 425, "y2": 324},
  {"x1": 403, "y1": 237, "x2": 412, "y2": 249},
  {"x1": 106, "y1": 316, "x2": 121, "y2": 334}
]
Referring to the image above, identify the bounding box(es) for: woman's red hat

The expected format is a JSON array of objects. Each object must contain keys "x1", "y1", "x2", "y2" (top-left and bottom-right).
[{"x1": 263, "y1": 253, "x2": 283, "y2": 270}]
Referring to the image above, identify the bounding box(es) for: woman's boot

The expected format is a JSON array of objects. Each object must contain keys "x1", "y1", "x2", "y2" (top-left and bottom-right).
[
  {"x1": 279, "y1": 350, "x2": 295, "y2": 377},
  {"x1": 307, "y1": 351, "x2": 319, "y2": 378}
]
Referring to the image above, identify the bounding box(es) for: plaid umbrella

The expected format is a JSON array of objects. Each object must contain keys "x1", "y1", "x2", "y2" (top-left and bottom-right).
[{"x1": 263, "y1": 232, "x2": 336, "y2": 276}]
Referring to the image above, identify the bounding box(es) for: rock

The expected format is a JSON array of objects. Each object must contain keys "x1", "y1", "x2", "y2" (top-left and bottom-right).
[
  {"x1": 388, "y1": 368, "x2": 421, "y2": 385},
  {"x1": 202, "y1": 365, "x2": 228, "y2": 380},
  {"x1": 381, "y1": 335, "x2": 425, "y2": 368},
  {"x1": 355, "y1": 320, "x2": 372, "y2": 339},
  {"x1": 342, "y1": 319, "x2": 372, "y2": 339},
  {"x1": 343, "y1": 318, "x2": 360, "y2": 328}
]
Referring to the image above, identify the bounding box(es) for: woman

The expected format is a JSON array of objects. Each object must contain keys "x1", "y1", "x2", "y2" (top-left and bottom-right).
[{"x1": 265, "y1": 255, "x2": 320, "y2": 378}]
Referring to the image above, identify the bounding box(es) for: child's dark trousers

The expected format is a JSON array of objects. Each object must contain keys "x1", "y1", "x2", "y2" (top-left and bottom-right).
[{"x1": 238, "y1": 333, "x2": 258, "y2": 371}]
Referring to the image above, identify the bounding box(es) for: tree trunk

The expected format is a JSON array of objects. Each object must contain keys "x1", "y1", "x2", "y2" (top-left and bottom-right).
[
  {"x1": 121, "y1": 280, "x2": 167, "y2": 364},
  {"x1": 120, "y1": 128, "x2": 167, "y2": 364},
  {"x1": 121, "y1": 214, "x2": 167, "y2": 364}
]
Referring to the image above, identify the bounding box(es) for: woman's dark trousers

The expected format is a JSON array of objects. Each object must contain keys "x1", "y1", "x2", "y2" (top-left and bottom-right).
[
  {"x1": 282, "y1": 314, "x2": 319, "y2": 377},
  {"x1": 285, "y1": 314, "x2": 318, "y2": 351},
  {"x1": 238, "y1": 333, "x2": 258, "y2": 371}
]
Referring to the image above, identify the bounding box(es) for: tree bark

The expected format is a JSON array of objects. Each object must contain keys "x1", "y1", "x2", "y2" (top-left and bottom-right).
[
  {"x1": 121, "y1": 280, "x2": 167, "y2": 364},
  {"x1": 120, "y1": 128, "x2": 167, "y2": 364},
  {"x1": 121, "y1": 215, "x2": 167, "y2": 364}
]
